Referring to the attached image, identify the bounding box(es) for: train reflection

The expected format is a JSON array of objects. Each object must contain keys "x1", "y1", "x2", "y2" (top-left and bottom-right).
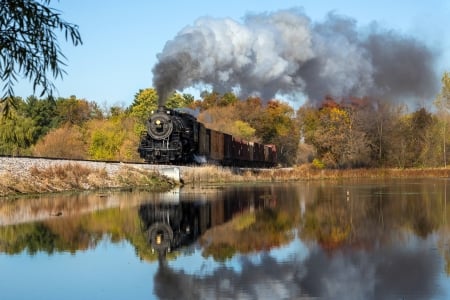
[{"x1": 138, "y1": 186, "x2": 276, "y2": 260}]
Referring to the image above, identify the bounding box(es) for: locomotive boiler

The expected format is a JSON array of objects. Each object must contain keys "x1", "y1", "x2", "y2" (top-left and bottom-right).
[{"x1": 138, "y1": 106, "x2": 277, "y2": 167}]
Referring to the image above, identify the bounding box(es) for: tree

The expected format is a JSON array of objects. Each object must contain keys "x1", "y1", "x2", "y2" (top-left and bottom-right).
[
  {"x1": 0, "y1": 0, "x2": 82, "y2": 113},
  {"x1": 22, "y1": 95, "x2": 58, "y2": 140},
  {"x1": 387, "y1": 107, "x2": 437, "y2": 168},
  {"x1": 0, "y1": 100, "x2": 37, "y2": 155},
  {"x1": 86, "y1": 114, "x2": 141, "y2": 161},
  {"x1": 255, "y1": 100, "x2": 299, "y2": 165},
  {"x1": 165, "y1": 92, "x2": 195, "y2": 109},
  {"x1": 434, "y1": 72, "x2": 450, "y2": 166},
  {"x1": 128, "y1": 88, "x2": 158, "y2": 121},
  {"x1": 231, "y1": 120, "x2": 256, "y2": 140},
  {"x1": 298, "y1": 99, "x2": 371, "y2": 168},
  {"x1": 55, "y1": 96, "x2": 93, "y2": 125},
  {"x1": 32, "y1": 124, "x2": 87, "y2": 159},
  {"x1": 435, "y1": 72, "x2": 450, "y2": 112}
]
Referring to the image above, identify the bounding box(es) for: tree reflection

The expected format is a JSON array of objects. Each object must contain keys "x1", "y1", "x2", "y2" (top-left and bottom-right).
[
  {"x1": 1, "y1": 180, "x2": 450, "y2": 298},
  {"x1": 0, "y1": 185, "x2": 295, "y2": 261},
  {"x1": 299, "y1": 179, "x2": 449, "y2": 253},
  {"x1": 138, "y1": 186, "x2": 294, "y2": 262}
]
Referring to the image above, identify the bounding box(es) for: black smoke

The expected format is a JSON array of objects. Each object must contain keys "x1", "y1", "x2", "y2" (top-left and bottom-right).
[{"x1": 152, "y1": 9, "x2": 439, "y2": 106}]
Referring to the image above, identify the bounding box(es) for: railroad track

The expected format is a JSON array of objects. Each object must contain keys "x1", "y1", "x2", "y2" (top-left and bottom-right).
[{"x1": 0, "y1": 154, "x2": 150, "y2": 165}]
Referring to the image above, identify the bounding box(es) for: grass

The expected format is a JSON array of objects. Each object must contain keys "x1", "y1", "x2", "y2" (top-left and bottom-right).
[
  {"x1": 181, "y1": 163, "x2": 450, "y2": 184},
  {"x1": 0, "y1": 163, "x2": 175, "y2": 197},
  {"x1": 2, "y1": 160, "x2": 450, "y2": 197}
]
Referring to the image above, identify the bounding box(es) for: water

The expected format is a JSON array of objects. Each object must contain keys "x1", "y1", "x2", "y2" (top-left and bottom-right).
[{"x1": 0, "y1": 178, "x2": 449, "y2": 300}]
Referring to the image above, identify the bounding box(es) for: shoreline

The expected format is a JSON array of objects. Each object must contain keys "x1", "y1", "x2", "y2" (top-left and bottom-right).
[{"x1": 1, "y1": 157, "x2": 450, "y2": 198}]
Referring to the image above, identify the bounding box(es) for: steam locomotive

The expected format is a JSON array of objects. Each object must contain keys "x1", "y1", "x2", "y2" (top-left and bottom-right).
[{"x1": 138, "y1": 106, "x2": 277, "y2": 167}]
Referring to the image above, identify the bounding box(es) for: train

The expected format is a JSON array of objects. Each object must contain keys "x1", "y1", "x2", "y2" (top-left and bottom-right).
[{"x1": 138, "y1": 106, "x2": 277, "y2": 167}]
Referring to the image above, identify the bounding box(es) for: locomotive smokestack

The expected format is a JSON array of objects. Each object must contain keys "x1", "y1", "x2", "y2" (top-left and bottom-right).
[{"x1": 152, "y1": 9, "x2": 439, "y2": 104}]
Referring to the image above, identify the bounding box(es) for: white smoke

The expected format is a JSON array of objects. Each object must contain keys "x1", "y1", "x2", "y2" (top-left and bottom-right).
[{"x1": 153, "y1": 9, "x2": 439, "y2": 105}]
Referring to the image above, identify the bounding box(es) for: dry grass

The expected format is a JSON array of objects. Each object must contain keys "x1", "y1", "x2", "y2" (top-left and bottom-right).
[
  {"x1": 3, "y1": 160, "x2": 450, "y2": 197},
  {"x1": 29, "y1": 163, "x2": 96, "y2": 180},
  {"x1": 181, "y1": 163, "x2": 450, "y2": 184},
  {"x1": 115, "y1": 166, "x2": 175, "y2": 191},
  {"x1": 182, "y1": 165, "x2": 243, "y2": 183},
  {"x1": 0, "y1": 163, "x2": 174, "y2": 197}
]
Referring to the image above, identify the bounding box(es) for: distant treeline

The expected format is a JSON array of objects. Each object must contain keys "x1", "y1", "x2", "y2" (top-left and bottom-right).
[{"x1": 1, "y1": 73, "x2": 450, "y2": 168}]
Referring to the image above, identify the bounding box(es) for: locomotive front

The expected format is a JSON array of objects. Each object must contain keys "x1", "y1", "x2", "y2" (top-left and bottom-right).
[{"x1": 138, "y1": 106, "x2": 197, "y2": 164}]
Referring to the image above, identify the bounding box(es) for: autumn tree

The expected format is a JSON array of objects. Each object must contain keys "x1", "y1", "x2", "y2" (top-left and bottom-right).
[
  {"x1": 55, "y1": 96, "x2": 94, "y2": 125},
  {"x1": 434, "y1": 71, "x2": 450, "y2": 166},
  {"x1": 0, "y1": 0, "x2": 82, "y2": 113},
  {"x1": 299, "y1": 99, "x2": 371, "y2": 168},
  {"x1": 32, "y1": 124, "x2": 87, "y2": 159},
  {"x1": 235, "y1": 96, "x2": 264, "y2": 125},
  {"x1": 353, "y1": 100, "x2": 400, "y2": 167},
  {"x1": 198, "y1": 91, "x2": 222, "y2": 111},
  {"x1": 255, "y1": 100, "x2": 299, "y2": 166}
]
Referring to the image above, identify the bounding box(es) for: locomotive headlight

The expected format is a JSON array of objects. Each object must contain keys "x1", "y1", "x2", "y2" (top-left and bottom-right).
[{"x1": 155, "y1": 119, "x2": 161, "y2": 125}]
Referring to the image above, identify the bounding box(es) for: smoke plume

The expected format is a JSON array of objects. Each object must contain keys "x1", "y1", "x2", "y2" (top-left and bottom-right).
[{"x1": 152, "y1": 9, "x2": 439, "y2": 106}]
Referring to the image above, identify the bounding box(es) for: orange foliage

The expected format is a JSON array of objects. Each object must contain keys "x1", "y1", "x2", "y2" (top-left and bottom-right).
[{"x1": 33, "y1": 125, "x2": 87, "y2": 159}]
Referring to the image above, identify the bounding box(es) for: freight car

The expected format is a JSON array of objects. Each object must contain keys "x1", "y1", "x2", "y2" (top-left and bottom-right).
[{"x1": 138, "y1": 106, "x2": 277, "y2": 167}]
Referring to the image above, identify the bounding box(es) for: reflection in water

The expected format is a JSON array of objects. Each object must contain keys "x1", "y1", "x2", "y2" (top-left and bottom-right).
[
  {"x1": 0, "y1": 179, "x2": 449, "y2": 299},
  {"x1": 138, "y1": 186, "x2": 276, "y2": 262},
  {"x1": 139, "y1": 200, "x2": 210, "y2": 261}
]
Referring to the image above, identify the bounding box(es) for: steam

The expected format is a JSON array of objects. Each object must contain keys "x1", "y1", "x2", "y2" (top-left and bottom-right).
[{"x1": 152, "y1": 9, "x2": 439, "y2": 106}]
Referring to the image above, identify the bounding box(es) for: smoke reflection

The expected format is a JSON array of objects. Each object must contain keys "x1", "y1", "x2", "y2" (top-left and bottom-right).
[{"x1": 154, "y1": 236, "x2": 444, "y2": 300}]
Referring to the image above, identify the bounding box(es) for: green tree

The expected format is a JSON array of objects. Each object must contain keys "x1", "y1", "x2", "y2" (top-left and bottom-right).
[
  {"x1": 166, "y1": 92, "x2": 195, "y2": 109},
  {"x1": 88, "y1": 120, "x2": 125, "y2": 160},
  {"x1": 0, "y1": 102, "x2": 36, "y2": 155},
  {"x1": 22, "y1": 96, "x2": 58, "y2": 141},
  {"x1": 0, "y1": 0, "x2": 82, "y2": 113},
  {"x1": 86, "y1": 114, "x2": 140, "y2": 161},
  {"x1": 219, "y1": 92, "x2": 238, "y2": 106},
  {"x1": 128, "y1": 88, "x2": 158, "y2": 121}
]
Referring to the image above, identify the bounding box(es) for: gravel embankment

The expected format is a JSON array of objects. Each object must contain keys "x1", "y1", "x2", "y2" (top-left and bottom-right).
[
  {"x1": 0, "y1": 157, "x2": 184, "y2": 196},
  {"x1": 0, "y1": 157, "x2": 171, "y2": 179}
]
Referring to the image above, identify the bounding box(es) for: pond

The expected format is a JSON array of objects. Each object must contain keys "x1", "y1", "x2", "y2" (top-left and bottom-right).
[{"x1": 0, "y1": 178, "x2": 449, "y2": 300}]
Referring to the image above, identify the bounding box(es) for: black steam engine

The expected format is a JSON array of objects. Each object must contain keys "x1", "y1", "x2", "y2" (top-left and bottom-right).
[
  {"x1": 138, "y1": 106, "x2": 277, "y2": 167},
  {"x1": 138, "y1": 107, "x2": 198, "y2": 164}
]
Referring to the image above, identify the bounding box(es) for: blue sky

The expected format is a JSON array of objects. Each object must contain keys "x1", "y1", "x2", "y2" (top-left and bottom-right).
[{"x1": 14, "y1": 0, "x2": 450, "y2": 108}]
